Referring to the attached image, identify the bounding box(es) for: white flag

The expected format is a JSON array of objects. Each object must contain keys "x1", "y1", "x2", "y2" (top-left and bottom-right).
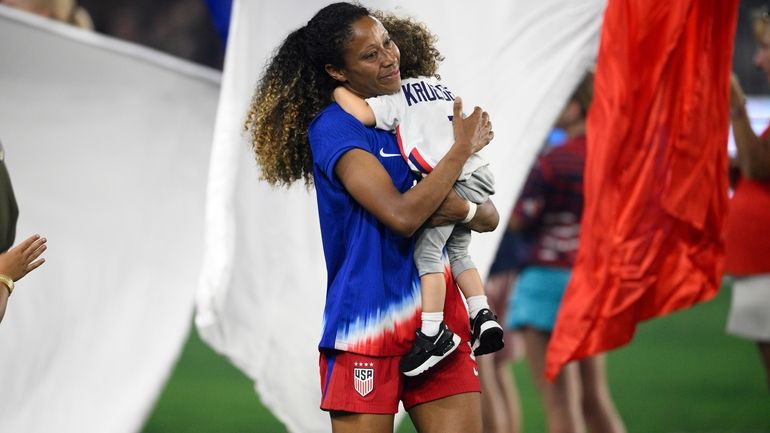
[{"x1": 0, "y1": 6, "x2": 220, "y2": 433}]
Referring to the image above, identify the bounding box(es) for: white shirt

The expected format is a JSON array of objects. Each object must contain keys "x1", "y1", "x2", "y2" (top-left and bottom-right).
[{"x1": 366, "y1": 76, "x2": 487, "y2": 181}]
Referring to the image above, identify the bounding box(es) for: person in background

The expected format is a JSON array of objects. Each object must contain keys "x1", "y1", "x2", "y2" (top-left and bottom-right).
[
  {"x1": 507, "y1": 73, "x2": 626, "y2": 433},
  {"x1": 480, "y1": 121, "x2": 570, "y2": 433},
  {"x1": 0, "y1": 139, "x2": 47, "y2": 323},
  {"x1": 0, "y1": 0, "x2": 93, "y2": 29},
  {"x1": 479, "y1": 227, "x2": 530, "y2": 433},
  {"x1": 725, "y1": 5, "x2": 770, "y2": 391}
]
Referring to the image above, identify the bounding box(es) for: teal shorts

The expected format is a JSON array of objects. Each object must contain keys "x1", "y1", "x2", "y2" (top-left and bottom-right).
[{"x1": 507, "y1": 266, "x2": 571, "y2": 332}]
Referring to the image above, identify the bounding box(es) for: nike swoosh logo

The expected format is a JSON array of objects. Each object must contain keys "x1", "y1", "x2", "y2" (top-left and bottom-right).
[
  {"x1": 379, "y1": 148, "x2": 401, "y2": 158},
  {"x1": 473, "y1": 368, "x2": 479, "y2": 376}
]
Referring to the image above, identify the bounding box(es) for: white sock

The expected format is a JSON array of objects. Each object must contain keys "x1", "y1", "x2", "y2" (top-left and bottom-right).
[
  {"x1": 466, "y1": 295, "x2": 489, "y2": 320},
  {"x1": 421, "y1": 311, "x2": 444, "y2": 337}
]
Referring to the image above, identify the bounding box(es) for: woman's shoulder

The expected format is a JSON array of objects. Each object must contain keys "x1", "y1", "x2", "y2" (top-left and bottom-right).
[{"x1": 308, "y1": 103, "x2": 383, "y2": 173}]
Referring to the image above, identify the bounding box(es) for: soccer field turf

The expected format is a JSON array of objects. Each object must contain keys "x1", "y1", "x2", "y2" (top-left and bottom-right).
[{"x1": 143, "y1": 285, "x2": 770, "y2": 433}]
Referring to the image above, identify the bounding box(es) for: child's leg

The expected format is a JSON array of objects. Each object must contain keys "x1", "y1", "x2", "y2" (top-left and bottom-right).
[
  {"x1": 446, "y1": 224, "x2": 504, "y2": 356},
  {"x1": 403, "y1": 226, "x2": 461, "y2": 377},
  {"x1": 456, "y1": 268, "x2": 484, "y2": 297},
  {"x1": 414, "y1": 225, "x2": 454, "y2": 336},
  {"x1": 445, "y1": 224, "x2": 489, "y2": 319},
  {"x1": 456, "y1": 268, "x2": 490, "y2": 319},
  {"x1": 420, "y1": 272, "x2": 446, "y2": 336},
  {"x1": 421, "y1": 273, "x2": 447, "y2": 312}
]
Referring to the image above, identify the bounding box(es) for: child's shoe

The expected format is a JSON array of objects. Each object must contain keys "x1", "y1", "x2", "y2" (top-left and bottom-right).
[
  {"x1": 470, "y1": 308, "x2": 504, "y2": 356},
  {"x1": 400, "y1": 321, "x2": 460, "y2": 376}
]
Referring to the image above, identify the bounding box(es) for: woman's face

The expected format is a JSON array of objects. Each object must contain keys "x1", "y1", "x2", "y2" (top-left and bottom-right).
[
  {"x1": 327, "y1": 16, "x2": 401, "y2": 98},
  {"x1": 754, "y1": 23, "x2": 770, "y2": 82}
]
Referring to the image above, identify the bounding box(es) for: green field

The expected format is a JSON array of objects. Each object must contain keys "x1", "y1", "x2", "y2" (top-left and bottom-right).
[{"x1": 143, "y1": 287, "x2": 770, "y2": 433}]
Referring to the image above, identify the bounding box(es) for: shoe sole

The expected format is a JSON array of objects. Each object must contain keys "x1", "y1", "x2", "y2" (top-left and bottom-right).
[
  {"x1": 472, "y1": 321, "x2": 504, "y2": 356},
  {"x1": 402, "y1": 333, "x2": 461, "y2": 377}
]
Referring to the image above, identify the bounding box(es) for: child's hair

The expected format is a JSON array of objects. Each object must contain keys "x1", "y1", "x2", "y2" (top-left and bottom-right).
[{"x1": 373, "y1": 11, "x2": 444, "y2": 80}]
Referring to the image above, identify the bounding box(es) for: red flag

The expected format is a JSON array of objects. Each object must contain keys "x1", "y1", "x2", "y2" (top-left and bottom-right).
[{"x1": 545, "y1": 0, "x2": 738, "y2": 380}]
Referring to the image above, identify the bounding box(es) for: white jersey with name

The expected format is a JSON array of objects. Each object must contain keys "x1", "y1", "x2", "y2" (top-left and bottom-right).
[{"x1": 366, "y1": 76, "x2": 486, "y2": 181}]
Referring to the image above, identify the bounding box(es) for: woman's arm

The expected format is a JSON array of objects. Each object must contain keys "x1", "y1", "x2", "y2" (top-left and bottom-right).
[
  {"x1": 731, "y1": 75, "x2": 770, "y2": 180},
  {"x1": 334, "y1": 98, "x2": 493, "y2": 237},
  {"x1": 427, "y1": 189, "x2": 499, "y2": 232},
  {"x1": 470, "y1": 200, "x2": 499, "y2": 232},
  {"x1": 333, "y1": 86, "x2": 376, "y2": 126}
]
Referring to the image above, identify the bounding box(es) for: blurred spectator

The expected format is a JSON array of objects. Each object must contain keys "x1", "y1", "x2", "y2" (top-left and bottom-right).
[
  {"x1": 480, "y1": 125, "x2": 568, "y2": 433},
  {"x1": 725, "y1": 5, "x2": 770, "y2": 391},
  {"x1": 479, "y1": 229, "x2": 530, "y2": 433},
  {"x1": 506, "y1": 73, "x2": 626, "y2": 433},
  {"x1": 0, "y1": 0, "x2": 93, "y2": 29},
  {"x1": 2, "y1": 0, "x2": 227, "y2": 69},
  {"x1": 79, "y1": 0, "x2": 225, "y2": 69}
]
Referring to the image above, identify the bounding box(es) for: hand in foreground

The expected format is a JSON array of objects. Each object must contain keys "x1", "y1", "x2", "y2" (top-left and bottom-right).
[{"x1": 0, "y1": 234, "x2": 47, "y2": 282}]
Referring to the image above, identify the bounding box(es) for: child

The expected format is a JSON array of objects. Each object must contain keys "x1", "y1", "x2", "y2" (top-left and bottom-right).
[{"x1": 333, "y1": 12, "x2": 504, "y2": 377}]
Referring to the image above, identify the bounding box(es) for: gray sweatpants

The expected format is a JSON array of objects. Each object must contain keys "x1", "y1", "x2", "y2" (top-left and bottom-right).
[{"x1": 415, "y1": 165, "x2": 495, "y2": 279}]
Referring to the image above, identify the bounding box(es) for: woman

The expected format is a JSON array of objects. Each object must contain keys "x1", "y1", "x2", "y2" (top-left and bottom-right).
[
  {"x1": 478, "y1": 228, "x2": 528, "y2": 433},
  {"x1": 507, "y1": 74, "x2": 626, "y2": 433},
  {"x1": 726, "y1": 6, "x2": 770, "y2": 391},
  {"x1": 244, "y1": 3, "x2": 496, "y2": 432}
]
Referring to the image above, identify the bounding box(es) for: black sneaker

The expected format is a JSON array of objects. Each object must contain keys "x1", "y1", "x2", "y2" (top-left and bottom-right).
[
  {"x1": 400, "y1": 322, "x2": 461, "y2": 377},
  {"x1": 470, "y1": 308, "x2": 504, "y2": 356}
]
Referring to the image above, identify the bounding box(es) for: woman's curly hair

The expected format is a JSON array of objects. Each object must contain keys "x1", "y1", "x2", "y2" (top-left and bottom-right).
[{"x1": 244, "y1": 3, "x2": 443, "y2": 186}]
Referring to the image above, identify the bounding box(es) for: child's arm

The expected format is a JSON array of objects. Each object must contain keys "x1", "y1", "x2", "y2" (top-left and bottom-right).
[{"x1": 333, "y1": 86, "x2": 376, "y2": 126}]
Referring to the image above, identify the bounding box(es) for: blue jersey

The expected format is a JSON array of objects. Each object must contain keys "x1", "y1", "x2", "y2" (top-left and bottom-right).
[{"x1": 309, "y1": 103, "x2": 422, "y2": 356}]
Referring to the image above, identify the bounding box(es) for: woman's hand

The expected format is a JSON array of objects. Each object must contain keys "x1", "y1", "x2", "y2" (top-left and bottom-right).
[
  {"x1": 0, "y1": 235, "x2": 46, "y2": 323},
  {"x1": 451, "y1": 97, "x2": 493, "y2": 157},
  {"x1": 0, "y1": 234, "x2": 47, "y2": 283},
  {"x1": 429, "y1": 190, "x2": 499, "y2": 232}
]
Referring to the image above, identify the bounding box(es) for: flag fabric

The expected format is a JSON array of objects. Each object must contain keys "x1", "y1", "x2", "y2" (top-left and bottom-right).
[
  {"x1": 0, "y1": 6, "x2": 219, "y2": 432},
  {"x1": 196, "y1": 1, "x2": 606, "y2": 432},
  {"x1": 546, "y1": 0, "x2": 738, "y2": 380}
]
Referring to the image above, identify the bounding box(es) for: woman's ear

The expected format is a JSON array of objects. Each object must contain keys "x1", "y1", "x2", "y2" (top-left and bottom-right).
[{"x1": 325, "y1": 64, "x2": 347, "y2": 83}]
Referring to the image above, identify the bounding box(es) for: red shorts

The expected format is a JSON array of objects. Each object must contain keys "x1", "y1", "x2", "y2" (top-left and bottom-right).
[{"x1": 319, "y1": 343, "x2": 480, "y2": 414}]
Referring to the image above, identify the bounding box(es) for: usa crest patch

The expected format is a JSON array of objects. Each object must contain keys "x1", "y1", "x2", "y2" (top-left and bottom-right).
[{"x1": 353, "y1": 362, "x2": 374, "y2": 397}]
